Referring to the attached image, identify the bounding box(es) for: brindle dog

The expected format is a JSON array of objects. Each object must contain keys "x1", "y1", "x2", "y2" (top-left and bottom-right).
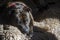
[{"x1": 7, "y1": 2, "x2": 34, "y2": 37}]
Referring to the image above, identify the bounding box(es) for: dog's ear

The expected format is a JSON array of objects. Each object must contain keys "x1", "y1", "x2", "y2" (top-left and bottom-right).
[
  {"x1": 28, "y1": 11, "x2": 34, "y2": 37},
  {"x1": 29, "y1": 12, "x2": 34, "y2": 27}
]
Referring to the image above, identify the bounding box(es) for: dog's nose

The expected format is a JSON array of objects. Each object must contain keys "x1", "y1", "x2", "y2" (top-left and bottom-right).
[{"x1": 25, "y1": 26, "x2": 29, "y2": 33}]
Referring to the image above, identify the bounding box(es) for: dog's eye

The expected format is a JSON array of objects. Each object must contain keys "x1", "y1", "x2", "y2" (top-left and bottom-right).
[
  {"x1": 20, "y1": 11, "x2": 22, "y2": 13},
  {"x1": 16, "y1": 3, "x2": 19, "y2": 5},
  {"x1": 19, "y1": 21, "x2": 22, "y2": 23},
  {"x1": 25, "y1": 19, "x2": 28, "y2": 21},
  {"x1": 23, "y1": 7, "x2": 31, "y2": 12},
  {"x1": 11, "y1": 10, "x2": 15, "y2": 13}
]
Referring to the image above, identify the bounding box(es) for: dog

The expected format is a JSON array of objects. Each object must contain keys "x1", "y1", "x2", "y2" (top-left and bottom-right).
[{"x1": 7, "y1": 2, "x2": 34, "y2": 37}]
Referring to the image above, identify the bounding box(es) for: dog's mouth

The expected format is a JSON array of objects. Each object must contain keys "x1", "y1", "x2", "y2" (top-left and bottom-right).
[{"x1": 8, "y1": 2, "x2": 16, "y2": 7}]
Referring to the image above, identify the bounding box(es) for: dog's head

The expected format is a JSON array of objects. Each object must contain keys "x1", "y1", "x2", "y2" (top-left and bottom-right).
[{"x1": 7, "y1": 2, "x2": 33, "y2": 35}]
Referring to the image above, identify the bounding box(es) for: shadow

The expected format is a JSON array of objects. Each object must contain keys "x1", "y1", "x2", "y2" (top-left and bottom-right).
[
  {"x1": 0, "y1": 6, "x2": 9, "y2": 24},
  {"x1": 31, "y1": 26, "x2": 58, "y2": 40},
  {"x1": 33, "y1": 5, "x2": 60, "y2": 22}
]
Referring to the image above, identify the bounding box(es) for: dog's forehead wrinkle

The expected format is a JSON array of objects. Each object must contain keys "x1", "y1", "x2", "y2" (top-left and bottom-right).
[
  {"x1": 11, "y1": 2, "x2": 29, "y2": 13},
  {"x1": 14, "y1": 2, "x2": 27, "y2": 12},
  {"x1": 16, "y1": 5, "x2": 24, "y2": 12},
  {"x1": 15, "y1": 2, "x2": 26, "y2": 6}
]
